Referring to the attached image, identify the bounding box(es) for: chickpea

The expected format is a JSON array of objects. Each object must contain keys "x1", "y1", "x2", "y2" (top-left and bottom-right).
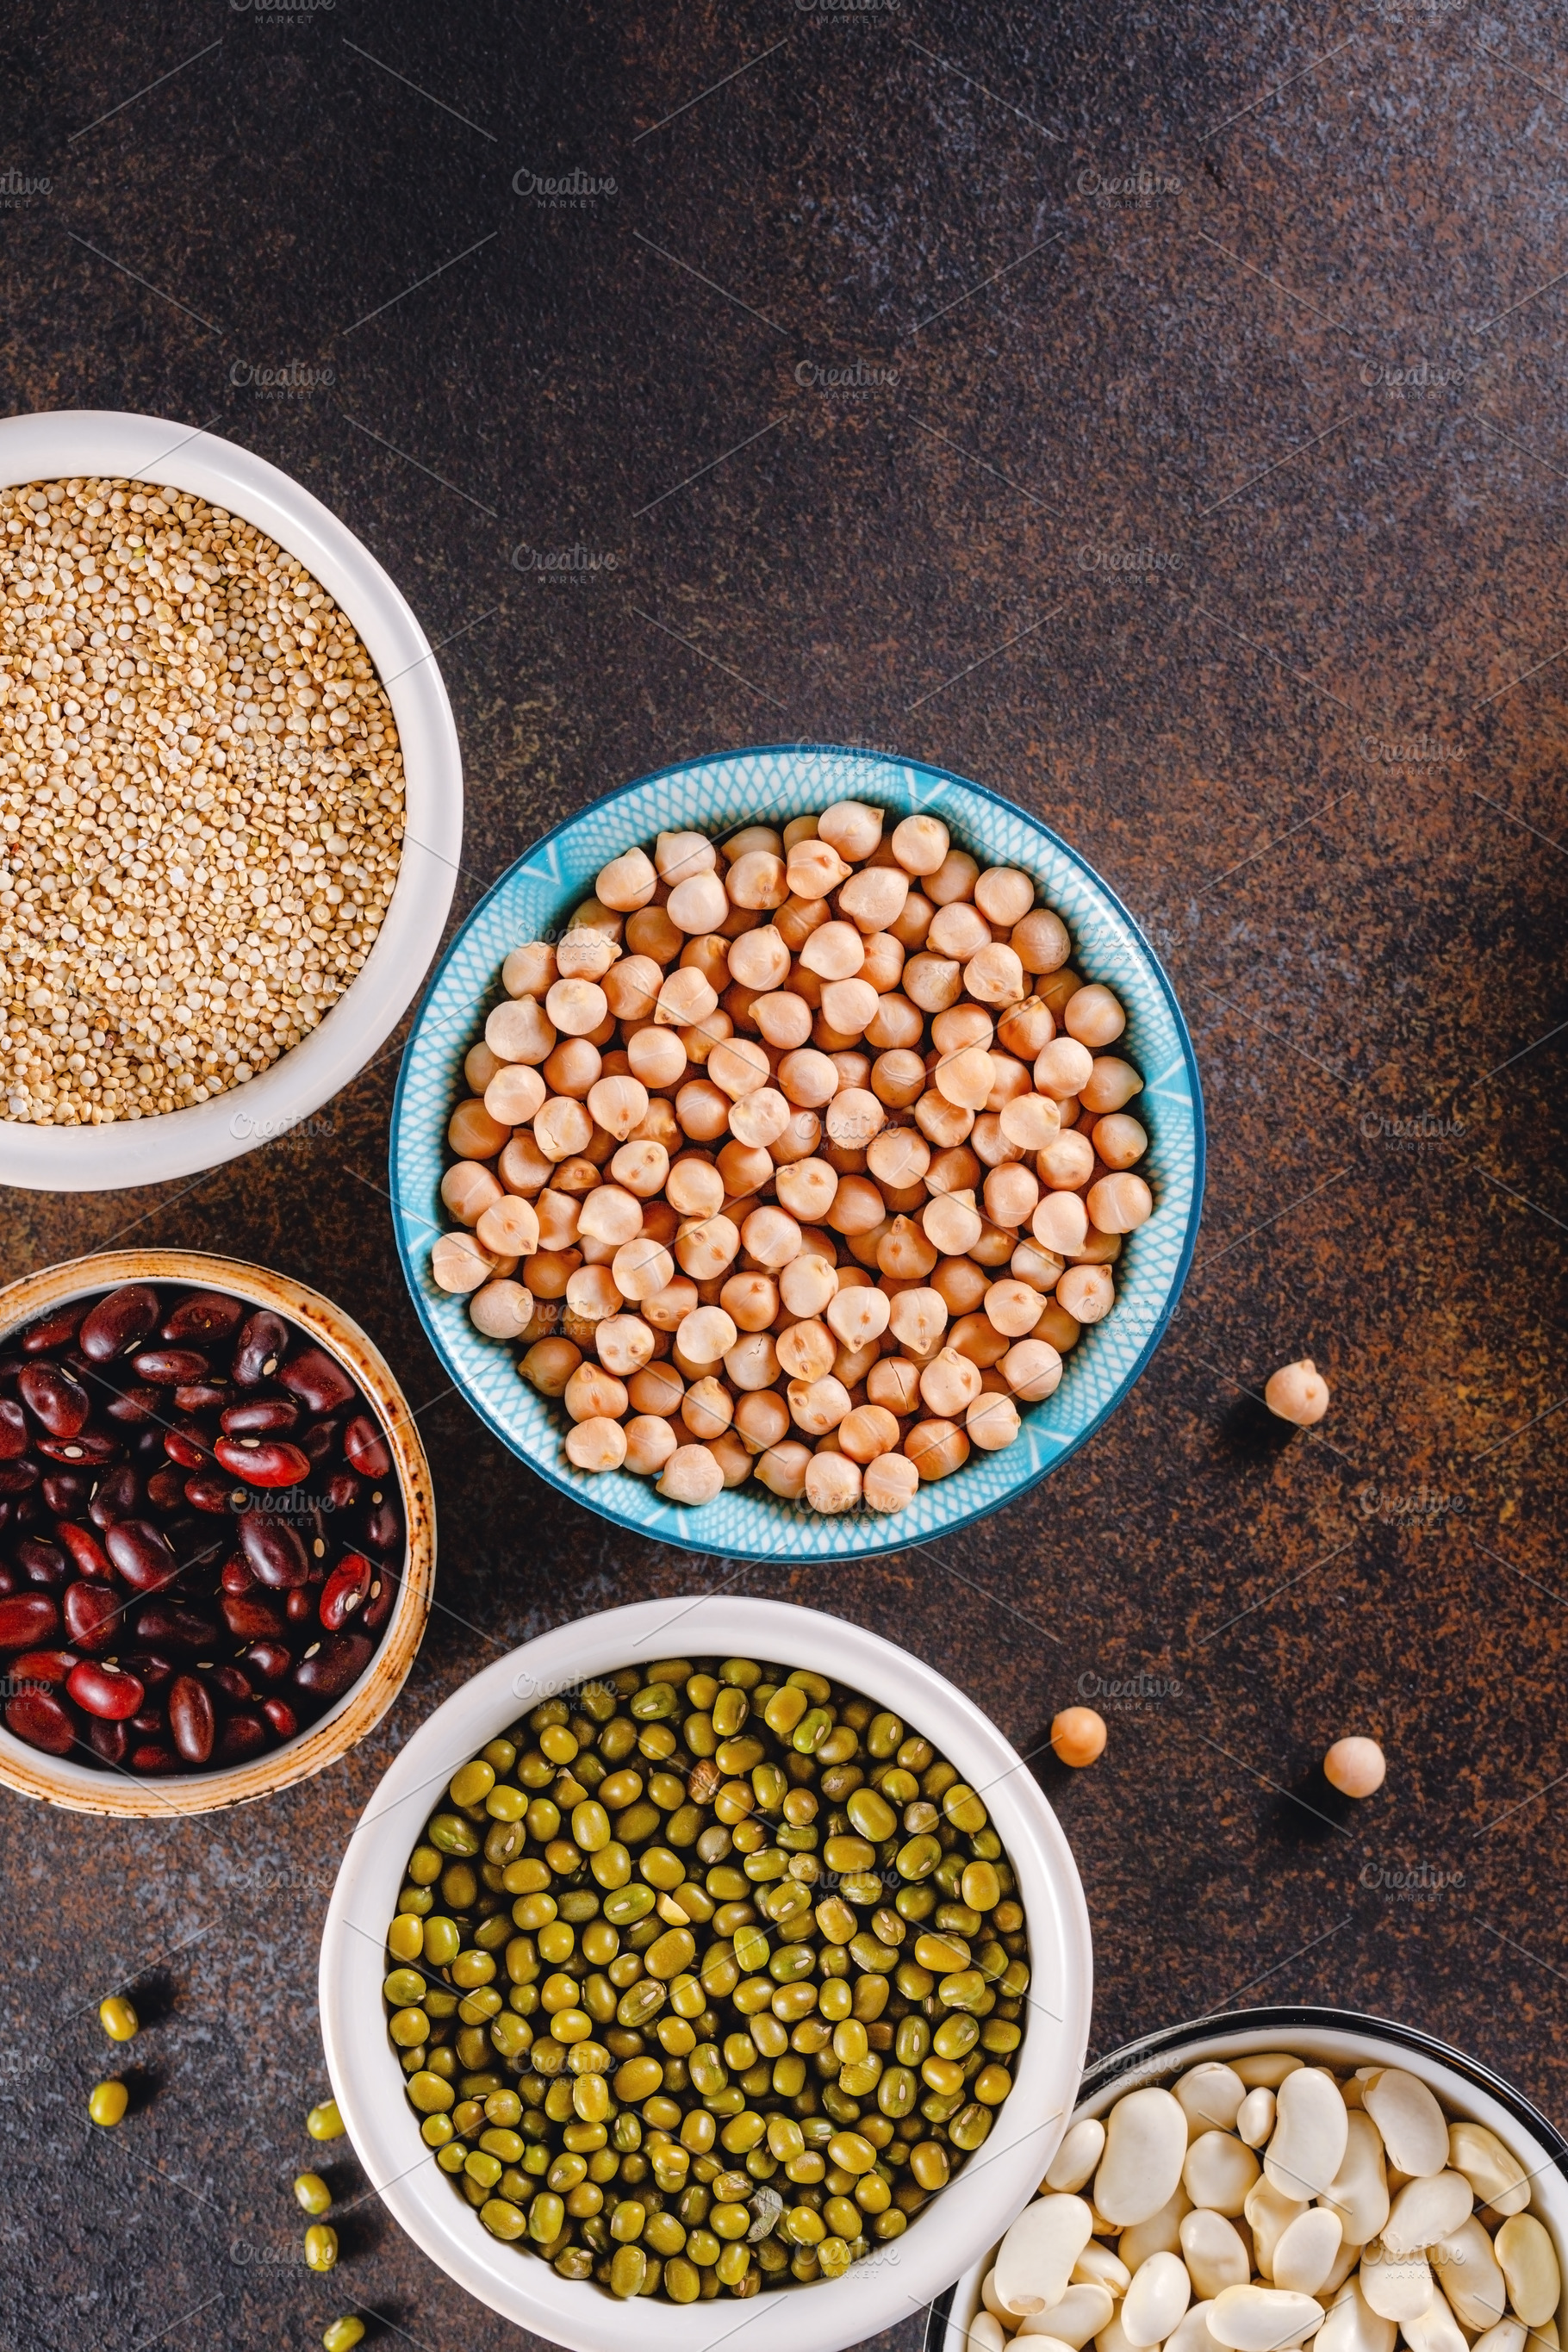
[
  {"x1": 602, "y1": 955, "x2": 663, "y2": 1024},
  {"x1": 734, "y1": 1390, "x2": 791, "y2": 1452},
  {"x1": 931, "y1": 1005, "x2": 993, "y2": 1056},
  {"x1": 610, "y1": 1139, "x2": 670, "y2": 1199},
  {"x1": 974, "y1": 867, "x2": 1035, "y2": 927},
  {"x1": 776, "y1": 1320, "x2": 837, "y2": 1383},
  {"x1": 817, "y1": 797, "x2": 884, "y2": 861},
  {"x1": 924, "y1": 849, "x2": 978, "y2": 906},
  {"x1": 1086, "y1": 1173, "x2": 1153, "y2": 1234},
  {"x1": 914, "y1": 1088, "x2": 974, "y2": 1148},
  {"x1": 1033, "y1": 1297, "x2": 1082, "y2": 1353},
  {"x1": 1063, "y1": 983, "x2": 1125, "y2": 1048},
  {"x1": 889, "y1": 888, "x2": 936, "y2": 949},
  {"x1": 542, "y1": 1037, "x2": 603, "y2": 1101},
  {"x1": 863, "y1": 1450, "x2": 920, "y2": 1511},
  {"x1": 798, "y1": 920, "x2": 863, "y2": 980},
  {"x1": 584, "y1": 1073, "x2": 649, "y2": 1141},
  {"x1": 715, "y1": 1140, "x2": 773, "y2": 1198},
  {"x1": 840, "y1": 866, "x2": 909, "y2": 934},
  {"x1": 1037, "y1": 1129, "x2": 1095, "y2": 1190},
  {"x1": 658, "y1": 1444, "x2": 725, "y2": 1504},
  {"x1": 533, "y1": 1098, "x2": 593, "y2": 1164},
  {"x1": 888, "y1": 1287, "x2": 948, "y2": 1355},
  {"x1": 949, "y1": 1311, "x2": 1009, "y2": 1367},
  {"x1": 1011, "y1": 1238, "x2": 1062, "y2": 1293},
  {"x1": 1323, "y1": 1735, "x2": 1384, "y2": 1796},
  {"x1": 752, "y1": 990, "x2": 813, "y2": 1049},
  {"x1": 656, "y1": 967, "x2": 718, "y2": 1030},
  {"x1": 596, "y1": 1316, "x2": 656, "y2": 1378},
  {"x1": 727, "y1": 925, "x2": 791, "y2": 992},
  {"x1": 643, "y1": 1276, "x2": 698, "y2": 1330},
  {"x1": 1032, "y1": 1189, "x2": 1089, "y2": 1257},
  {"x1": 996, "y1": 997, "x2": 1055, "y2": 1061},
  {"x1": 1265, "y1": 1358, "x2": 1330, "y2": 1426},
  {"x1": 432, "y1": 1230, "x2": 504, "y2": 1293},
  {"x1": 622, "y1": 1027, "x2": 684, "y2": 1093},
  {"x1": 726, "y1": 849, "x2": 787, "y2": 909},
  {"x1": 607, "y1": 1238, "x2": 672, "y2": 1305},
  {"x1": 595, "y1": 845, "x2": 658, "y2": 912},
  {"x1": 655, "y1": 829, "x2": 717, "y2": 884},
  {"x1": 681, "y1": 1377, "x2": 735, "y2": 1441},
  {"x1": 891, "y1": 812, "x2": 949, "y2": 874},
  {"x1": 1008, "y1": 906, "x2": 1068, "y2": 974},
  {"x1": 865, "y1": 1126, "x2": 929, "y2": 1190},
  {"x1": 470, "y1": 1279, "x2": 535, "y2": 1339},
  {"x1": 967, "y1": 1390, "x2": 1022, "y2": 1451},
  {"x1": 1033, "y1": 1036, "x2": 1094, "y2": 1100},
  {"x1": 627, "y1": 1361, "x2": 684, "y2": 1416},
  {"x1": 563, "y1": 1363, "x2": 628, "y2": 1423},
  {"x1": 904, "y1": 953, "x2": 963, "y2": 1013},
  {"x1": 676, "y1": 1306, "x2": 737, "y2": 1366},
  {"x1": 929, "y1": 1260, "x2": 986, "y2": 1322},
  {"x1": 475, "y1": 1194, "x2": 541, "y2": 1259},
  {"x1": 566, "y1": 1265, "x2": 621, "y2": 1323},
  {"x1": 787, "y1": 1375, "x2": 852, "y2": 1434},
  {"x1": 441, "y1": 1160, "x2": 504, "y2": 1227},
  {"x1": 527, "y1": 1248, "x2": 581, "y2": 1300},
  {"x1": 565, "y1": 1415, "x2": 628, "y2": 1472},
  {"x1": 824, "y1": 1282, "x2": 890, "y2": 1351},
  {"x1": 482, "y1": 1063, "x2": 547, "y2": 1130},
  {"x1": 928, "y1": 901, "x2": 992, "y2": 961},
  {"x1": 755, "y1": 1438, "x2": 812, "y2": 1498},
  {"x1": 707, "y1": 1036, "x2": 769, "y2": 1099},
  {"x1": 874, "y1": 1216, "x2": 935, "y2": 1280},
  {"x1": 625, "y1": 905, "x2": 683, "y2": 965},
  {"x1": 673, "y1": 1084, "x2": 730, "y2": 1147},
  {"x1": 447, "y1": 1098, "x2": 510, "y2": 1161},
  {"x1": 774, "y1": 892, "x2": 830, "y2": 952},
  {"x1": 865, "y1": 1357, "x2": 920, "y2": 1416},
  {"x1": 521, "y1": 1338, "x2": 583, "y2": 1397},
  {"x1": 576, "y1": 1185, "x2": 644, "y2": 1247},
  {"x1": 905, "y1": 1418, "x2": 969, "y2": 1479},
  {"x1": 775, "y1": 1254, "x2": 835, "y2": 1322},
  {"x1": 1091, "y1": 1112, "x2": 1148, "y2": 1169},
  {"x1": 466, "y1": 1038, "x2": 502, "y2": 1092},
  {"x1": 820, "y1": 975, "x2": 879, "y2": 1035},
  {"x1": 999, "y1": 1092, "x2": 1061, "y2": 1152},
  {"x1": 719, "y1": 1271, "x2": 779, "y2": 1331},
  {"x1": 824, "y1": 1174, "x2": 885, "y2": 1236},
  {"x1": 737, "y1": 1206, "x2": 802, "y2": 1268},
  {"x1": 729, "y1": 1086, "x2": 792, "y2": 1149},
  {"x1": 1000, "y1": 1336, "x2": 1063, "y2": 1401},
  {"x1": 935, "y1": 1044, "x2": 995, "y2": 1111},
  {"x1": 1056, "y1": 1263, "x2": 1114, "y2": 1323},
  {"x1": 983, "y1": 1163, "x2": 1040, "y2": 1229},
  {"x1": 982, "y1": 1279, "x2": 1044, "y2": 1339},
  {"x1": 709, "y1": 1429, "x2": 754, "y2": 1486},
  {"x1": 1051, "y1": 1706, "x2": 1106, "y2": 1768},
  {"x1": 837, "y1": 1403, "x2": 902, "y2": 1464},
  {"x1": 724, "y1": 1331, "x2": 781, "y2": 1391},
  {"x1": 787, "y1": 837, "x2": 852, "y2": 901},
  {"x1": 920, "y1": 1347, "x2": 983, "y2": 1418},
  {"x1": 663, "y1": 1157, "x2": 724, "y2": 1219},
  {"x1": 545, "y1": 977, "x2": 608, "y2": 1039},
  {"x1": 503, "y1": 941, "x2": 557, "y2": 999},
  {"x1": 804, "y1": 1450, "x2": 863, "y2": 1514}
]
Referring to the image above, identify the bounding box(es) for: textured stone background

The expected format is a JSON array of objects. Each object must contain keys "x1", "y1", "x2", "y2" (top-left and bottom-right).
[{"x1": 2, "y1": 2, "x2": 1567, "y2": 2348}]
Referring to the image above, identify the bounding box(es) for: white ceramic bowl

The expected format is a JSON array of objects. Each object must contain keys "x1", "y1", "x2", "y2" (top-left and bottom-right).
[
  {"x1": 320, "y1": 1595, "x2": 1094, "y2": 2352},
  {"x1": 0, "y1": 408, "x2": 463, "y2": 1190},
  {"x1": 937, "y1": 2006, "x2": 1568, "y2": 2352}
]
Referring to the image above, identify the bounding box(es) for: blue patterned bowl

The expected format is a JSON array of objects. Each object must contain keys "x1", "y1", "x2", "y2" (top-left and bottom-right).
[{"x1": 389, "y1": 745, "x2": 1204, "y2": 1559}]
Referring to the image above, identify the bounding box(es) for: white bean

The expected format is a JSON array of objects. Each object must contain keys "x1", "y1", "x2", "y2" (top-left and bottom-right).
[
  {"x1": 1208, "y1": 2285, "x2": 1325, "y2": 2351},
  {"x1": 1447, "y1": 2123, "x2": 1530, "y2": 2219},
  {"x1": 1023, "y1": 2287, "x2": 1117, "y2": 2344},
  {"x1": 1177, "y1": 2065, "x2": 1248, "y2": 2137},
  {"x1": 1095, "y1": 2313, "x2": 1142, "y2": 2352},
  {"x1": 1400, "y1": 2292, "x2": 1468, "y2": 2352},
  {"x1": 1123, "y1": 2252, "x2": 1192, "y2": 2346},
  {"x1": 995, "y1": 2198, "x2": 1098, "y2": 2318},
  {"x1": 1167, "y1": 2305, "x2": 1226, "y2": 2352},
  {"x1": 966, "y1": 2317, "x2": 1011, "y2": 2352},
  {"x1": 1433, "y1": 2218, "x2": 1506, "y2": 2332},
  {"x1": 1121, "y1": 2187, "x2": 1195, "y2": 2271},
  {"x1": 1317, "y1": 2281, "x2": 1397, "y2": 2352},
  {"x1": 1324, "y1": 2112, "x2": 1390, "y2": 2249},
  {"x1": 1272, "y1": 2211, "x2": 1343, "y2": 2297},
  {"x1": 1495, "y1": 2215, "x2": 1560, "y2": 2327},
  {"x1": 1185, "y1": 2132, "x2": 1261, "y2": 2217},
  {"x1": 1266, "y1": 2070, "x2": 1349, "y2": 2202},
  {"x1": 1047, "y1": 2119, "x2": 1109, "y2": 2194},
  {"x1": 1074, "y1": 2245, "x2": 1133, "y2": 2297},
  {"x1": 1358, "y1": 2246, "x2": 1434, "y2": 2324},
  {"x1": 1471, "y1": 2323, "x2": 1528, "y2": 2352},
  {"x1": 1236, "y1": 2057, "x2": 1304, "y2": 2090},
  {"x1": 1094, "y1": 2090, "x2": 1191, "y2": 2228},
  {"x1": 1182, "y1": 2212, "x2": 1253, "y2": 2299},
  {"x1": 1321, "y1": 2242, "x2": 1364, "y2": 2300},
  {"x1": 1361, "y1": 2074, "x2": 1447, "y2": 2181},
  {"x1": 1239, "y1": 2091, "x2": 1278, "y2": 2149},
  {"x1": 1381, "y1": 2173, "x2": 1472, "y2": 2256}
]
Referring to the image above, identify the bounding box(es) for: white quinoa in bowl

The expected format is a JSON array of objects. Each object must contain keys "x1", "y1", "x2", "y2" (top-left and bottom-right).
[{"x1": 0, "y1": 475, "x2": 405, "y2": 1125}]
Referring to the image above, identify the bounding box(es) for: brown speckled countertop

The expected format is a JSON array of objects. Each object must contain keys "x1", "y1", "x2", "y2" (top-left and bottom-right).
[{"x1": 3, "y1": 3, "x2": 1566, "y2": 2347}]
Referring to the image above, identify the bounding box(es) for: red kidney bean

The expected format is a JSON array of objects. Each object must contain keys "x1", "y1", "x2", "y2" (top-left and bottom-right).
[
  {"x1": 37, "y1": 1431, "x2": 119, "y2": 1465},
  {"x1": 0, "y1": 1398, "x2": 28, "y2": 1459},
  {"x1": 104, "y1": 1386, "x2": 161, "y2": 1425},
  {"x1": 237, "y1": 1509, "x2": 308, "y2": 1589},
  {"x1": 0, "y1": 1559, "x2": 22, "y2": 1596},
  {"x1": 0, "y1": 1590, "x2": 61, "y2": 1647},
  {"x1": 326, "y1": 1471, "x2": 359, "y2": 1513},
  {"x1": 232, "y1": 1310, "x2": 288, "y2": 1387},
  {"x1": 280, "y1": 1347, "x2": 356, "y2": 1414},
  {"x1": 17, "y1": 1537, "x2": 68, "y2": 1588},
  {"x1": 146, "y1": 1467, "x2": 188, "y2": 1511},
  {"x1": 22, "y1": 1304, "x2": 86, "y2": 1354},
  {"x1": 320, "y1": 1552, "x2": 373, "y2": 1632},
  {"x1": 216, "y1": 1711, "x2": 269, "y2": 1764},
  {"x1": 244, "y1": 1640, "x2": 293, "y2": 1682},
  {"x1": 67, "y1": 1660, "x2": 146, "y2": 1720},
  {"x1": 182, "y1": 1474, "x2": 243, "y2": 1515},
  {"x1": 9, "y1": 1646, "x2": 78, "y2": 1683},
  {"x1": 174, "y1": 1385, "x2": 230, "y2": 1416},
  {"x1": 132, "y1": 1601, "x2": 219, "y2": 1651},
  {"x1": 0, "y1": 1459, "x2": 40, "y2": 1496},
  {"x1": 56, "y1": 1523, "x2": 112, "y2": 1579},
  {"x1": 362, "y1": 1496, "x2": 402, "y2": 1554},
  {"x1": 221, "y1": 1398, "x2": 298, "y2": 1435},
  {"x1": 260, "y1": 1696, "x2": 298, "y2": 1739},
  {"x1": 342, "y1": 1411, "x2": 393, "y2": 1478},
  {"x1": 219, "y1": 1555, "x2": 255, "y2": 1596},
  {"x1": 79, "y1": 1285, "x2": 160, "y2": 1362},
  {"x1": 208, "y1": 1664, "x2": 252, "y2": 1703},
  {"x1": 6, "y1": 1689, "x2": 77, "y2": 1755},
  {"x1": 301, "y1": 1418, "x2": 339, "y2": 1464},
  {"x1": 221, "y1": 1590, "x2": 287, "y2": 1641},
  {"x1": 292, "y1": 1631, "x2": 373, "y2": 1698},
  {"x1": 120, "y1": 1647, "x2": 176, "y2": 1691},
  {"x1": 360, "y1": 1568, "x2": 398, "y2": 1633},
  {"x1": 41, "y1": 1473, "x2": 90, "y2": 1519},
  {"x1": 89, "y1": 1465, "x2": 142, "y2": 1528},
  {"x1": 63, "y1": 1581, "x2": 121, "y2": 1651},
  {"x1": 167, "y1": 1673, "x2": 215, "y2": 1764},
  {"x1": 285, "y1": 1587, "x2": 316, "y2": 1625},
  {"x1": 130, "y1": 1741, "x2": 178, "y2": 1772},
  {"x1": 162, "y1": 1291, "x2": 245, "y2": 1344},
  {"x1": 87, "y1": 1716, "x2": 130, "y2": 1765},
  {"x1": 18, "y1": 1362, "x2": 91, "y2": 1438},
  {"x1": 214, "y1": 1437, "x2": 310, "y2": 1487},
  {"x1": 132, "y1": 1349, "x2": 209, "y2": 1386},
  {"x1": 105, "y1": 1520, "x2": 180, "y2": 1596},
  {"x1": 162, "y1": 1426, "x2": 211, "y2": 1472}
]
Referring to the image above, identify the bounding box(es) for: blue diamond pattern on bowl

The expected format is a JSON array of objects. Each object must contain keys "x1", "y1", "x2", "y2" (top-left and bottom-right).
[{"x1": 390, "y1": 746, "x2": 1204, "y2": 1559}]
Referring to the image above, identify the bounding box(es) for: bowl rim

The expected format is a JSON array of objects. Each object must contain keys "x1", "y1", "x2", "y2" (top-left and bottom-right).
[
  {"x1": 929, "y1": 2001, "x2": 1568, "y2": 2352},
  {"x1": 0, "y1": 408, "x2": 463, "y2": 1191},
  {"x1": 0, "y1": 1247, "x2": 436, "y2": 1815},
  {"x1": 318, "y1": 1591, "x2": 1094, "y2": 2352},
  {"x1": 389, "y1": 741, "x2": 1206, "y2": 1559}
]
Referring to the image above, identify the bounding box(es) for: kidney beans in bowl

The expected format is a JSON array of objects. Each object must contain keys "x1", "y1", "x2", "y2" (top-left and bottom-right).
[{"x1": 0, "y1": 1250, "x2": 435, "y2": 1815}]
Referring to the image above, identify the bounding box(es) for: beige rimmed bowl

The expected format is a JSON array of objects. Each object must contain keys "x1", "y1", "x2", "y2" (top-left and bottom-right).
[{"x1": 0, "y1": 1247, "x2": 435, "y2": 1815}]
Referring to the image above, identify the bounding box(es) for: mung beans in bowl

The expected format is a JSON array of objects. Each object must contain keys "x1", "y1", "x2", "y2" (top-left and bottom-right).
[{"x1": 320, "y1": 1596, "x2": 1093, "y2": 2352}]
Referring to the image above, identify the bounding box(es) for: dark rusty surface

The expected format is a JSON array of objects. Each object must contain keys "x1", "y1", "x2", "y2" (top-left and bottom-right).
[{"x1": 3, "y1": 3, "x2": 1567, "y2": 2347}]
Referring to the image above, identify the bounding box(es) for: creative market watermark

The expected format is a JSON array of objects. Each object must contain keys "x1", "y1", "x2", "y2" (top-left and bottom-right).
[
  {"x1": 0, "y1": 170, "x2": 51, "y2": 209},
  {"x1": 1078, "y1": 1668, "x2": 1183, "y2": 1714},
  {"x1": 1360, "y1": 1109, "x2": 1465, "y2": 1154},
  {"x1": 1077, "y1": 542, "x2": 1184, "y2": 576},
  {"x1": 1356, "y1": 1484, "x2": 1470, "y2": 1524},
  {"x1": 510, "y1": 543, "x2": 625, "y2": 583},
  {"x1": 1360, "y1": 1857, "x2": 1465, "y2": 1902},
  {"x1": 1360, "y1": 734, "x2": 1460, "y2": 767},
  {"x1": 228, "y1": 358, "x2": 336, "y2": 401},
  {"x1": 1360, "y1": 359, "x2": 1466, "y2": 396},
  {"x1": 513, "y1": 166, "x2": 618, "y2": 208},
  {"x1": 794, "y1": 358, "x2": 901, "y2": 399},
  {"x1": 1078, "y1": 164, "x2": 1183, "y2": 205},
  {"x1": 229, "y1": 1109, "x2": 336, "y2": 1142}
]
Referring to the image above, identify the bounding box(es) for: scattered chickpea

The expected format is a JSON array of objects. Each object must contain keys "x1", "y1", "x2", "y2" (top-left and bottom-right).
[
  {"x1": 1265, "y1": 1357, "x2": 1331, "y2": 1426},
  {"x1": 1051, "y1": 1706, "x2": 1107, "y2": 1768},
  {"x1": 1324, "y1": 1735, "x2": 1385, "y2": 1797}
]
